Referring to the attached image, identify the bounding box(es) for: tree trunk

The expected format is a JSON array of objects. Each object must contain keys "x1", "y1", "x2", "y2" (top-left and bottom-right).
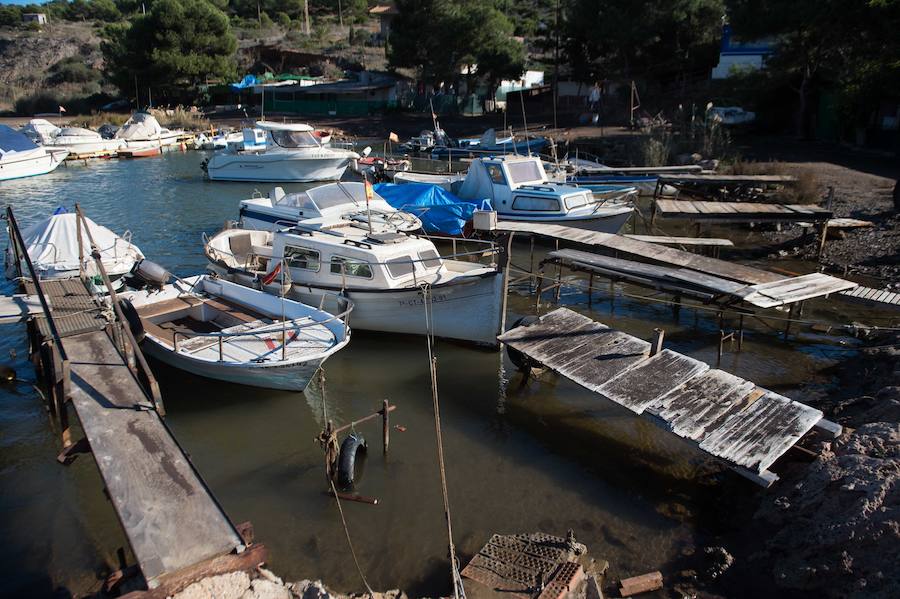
[{"x1": 797, "y1": 64, "x2": 811, "y2": 139}]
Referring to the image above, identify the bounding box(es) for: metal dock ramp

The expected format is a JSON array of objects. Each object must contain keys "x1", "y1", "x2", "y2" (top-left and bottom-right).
[{"x1": 499, "y1": 308, "x2": 840, "y2": 486}]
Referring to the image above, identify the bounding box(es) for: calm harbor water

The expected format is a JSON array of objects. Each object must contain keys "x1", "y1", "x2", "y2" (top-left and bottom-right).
[{"x1": 0, "y1": 152, "x2": 872, "y2": 597}]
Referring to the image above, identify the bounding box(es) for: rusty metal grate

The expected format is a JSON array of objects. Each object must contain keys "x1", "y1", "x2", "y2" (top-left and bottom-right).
[
  {"x1": 26, "y1": 278, "x2": 108, "y2": 338},
  {"x1": 461, "y1": 533, "x2": 577, "y2": 599}
]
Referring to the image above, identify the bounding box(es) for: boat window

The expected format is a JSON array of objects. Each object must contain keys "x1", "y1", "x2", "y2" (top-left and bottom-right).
[
  {"x1": 418, "y1": 249, "x2": 441, "y2": 268},
  {"x1": 486, "y1": 164, "x2": 506, "y2": 184},
  {"x1": 564, "y1": 194, "x2": 589, "y2": 209},
  {"x1": 270, "y1": 130, "x2": 319, "y2": 148},
  {"x1": 330, "y1": 256, "x2": 373, "y2": 278},
  {"x1": 308, "y1": 183, "x2": 363, "y2": 210},
  {"x1": 386, "y1": 256, "x2": 415, "y2": 278},
  {"x1": 284, "y1": 245, "x2": 320, "y2": 270},
  {"x1": 506, "y1": 160, "x2": 545, "y2": 184},
  {"x1": 512, "y1": 196, "x2": 560, "y2": 212}
]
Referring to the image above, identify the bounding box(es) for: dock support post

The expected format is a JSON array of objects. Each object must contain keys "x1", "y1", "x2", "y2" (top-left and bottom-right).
[
  {"x1": 783, "y1": 304, "x2": 796, "y2": 340},
  {"x1": 500, "y1": 233, "x2": 514, "y2": 332},
  {"x1": 609, "y1": 280, "x2": 615, "y2": 315},
  {"x1": 529, "y1": 236, "x2": 535, "y2": 290},
  {"x1": 382, "y1": 399, "x2": 389, "y2": 454},
  {"x1": 588, "y1": 273, "x2": 594, "y2": 307},
  {"x1": 672, "y1": 294, "x2": 681, "y2": 321},
  {"x1": 738, "y1": 314, "x2": 744, "y2": 350},
  {"x1": 650, "y1": 328, "x2": 664, "y2": 356},
  {"x1": 816, "y1": 222, "x2": 829, "y2": 260}
]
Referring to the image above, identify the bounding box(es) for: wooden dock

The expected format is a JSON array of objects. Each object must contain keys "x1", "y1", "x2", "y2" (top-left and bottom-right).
[
  {"x1": 652, "y1": 199, "x2": 832, "y2": 223},
  {"x1": 839, "y1": 285, "x2": 900, "y2": 309},
  {"x1": 544, "y1": 248, "x2": 855, "y2": 309},
  {"x1": 499, "y1": 308, "x2": 840, "y2": 486},
  {"x1": 7, "y1": 207, "x2": 260, "y2": 595},
  {"x1": 654, "y1": 173, "x2": 798, "y2": 201}
]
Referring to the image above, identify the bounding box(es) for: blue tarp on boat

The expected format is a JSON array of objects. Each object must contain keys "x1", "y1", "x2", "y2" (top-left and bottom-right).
[{"x1": 374, "y1": 182, "x2": 490, "y2": 236}]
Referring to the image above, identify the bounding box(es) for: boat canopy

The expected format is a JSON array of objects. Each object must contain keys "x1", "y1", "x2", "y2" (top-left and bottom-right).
[
  {"x1": 115, "y1": 112, "x2": 163, "y2": 139},
  {"x1": 0, "y1": 125, "x2": 40, "y2": 155},
  {"x1": 56, "y1": 127, "x2": 102, "y2": 138},
  {"x1": 19, "y1": 211, "x2": 144, "y2": 277},
  {"x1": 457, "y1": 156, "x2": 547, "y2": 199},
  {"x1": 374, "y1": 182, "x2": 490, "y2": 236}
]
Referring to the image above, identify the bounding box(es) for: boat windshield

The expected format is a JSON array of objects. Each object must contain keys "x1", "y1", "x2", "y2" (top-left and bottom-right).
[
  {"x1": 0, "y1": 125, "x2": 38, "y2": 153},
  {"x1": 270, "y1": 130, "x2": 320, "y2": 148},
  {"x1": 506, "y1": 160, "x2": 546, "y2": 184}
]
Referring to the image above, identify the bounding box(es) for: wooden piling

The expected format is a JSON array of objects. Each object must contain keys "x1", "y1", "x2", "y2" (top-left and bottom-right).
[
  {"x1": 650, "y1": 328, "x2": 664, "y2": 356},
  {"x1": 382, "y1": 398, "x2": 389, "y2": 454}
]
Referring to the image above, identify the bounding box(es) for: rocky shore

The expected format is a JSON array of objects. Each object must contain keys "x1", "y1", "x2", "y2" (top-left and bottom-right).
[{"x1": 172, "y1": 567, "x2": 405, "y2": 599}]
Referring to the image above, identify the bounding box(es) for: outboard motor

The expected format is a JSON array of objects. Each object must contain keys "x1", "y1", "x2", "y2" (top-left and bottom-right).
[{"x1": 130, "y1": 259, "x2": 171, "y2": 289}]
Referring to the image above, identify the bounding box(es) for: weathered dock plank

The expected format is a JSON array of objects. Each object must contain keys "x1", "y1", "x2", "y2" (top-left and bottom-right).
[
  {"x1": 839, "y1": 285, "x2": 900, "y2": 309},
  {"x1": 499, "y1": 308, "x2": 832, "y2": 485},
  {"x1": 545, "y1": 248, "x2": 856, "y2": 309},
  {"x1": 624, "y1": 234, "x2": 734, "y2": 247},
  {"x1": 64, "y1": 331, "x2": 244, "y2": 586},
  {"x1": 654, "y1": 199, "x2": 831, "y2": 223},
  {"x1": 495, "y1": 220, "x2": 784, "y2": 285}
]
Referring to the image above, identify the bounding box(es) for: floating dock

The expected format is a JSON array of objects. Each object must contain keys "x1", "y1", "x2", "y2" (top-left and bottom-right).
[
  {"x1": 7, "y1": 207, "x2": 261, "y2": 595},
  {"x1": 652, "y1": 199, "x2": 832, "y2": 224},
  {"x1": 499, "y1": 308, "x2": 840, "y2": 486}
]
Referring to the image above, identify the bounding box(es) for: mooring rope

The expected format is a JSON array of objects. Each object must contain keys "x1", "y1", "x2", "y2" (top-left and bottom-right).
[
  {"x1": 317, "y1": 368, "x2": 375, "y2": 597},
  {"x1": 419, "y1": 283, "x2": 466, "y2": 599}
]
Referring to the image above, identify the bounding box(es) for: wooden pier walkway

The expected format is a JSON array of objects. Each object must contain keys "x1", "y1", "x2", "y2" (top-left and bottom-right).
[
  {"x1": 839, "y1": 285, "x2": 900, "y2": 309},
  {"x1": 7, "y1": 206, "x2": 259, "y2": 595},
  {"x1": 652, "y1": 199, "x2": 832, "y2": 223},
  {"x1": 499, "y1": 308, "x2": 840, "y2": 486}
]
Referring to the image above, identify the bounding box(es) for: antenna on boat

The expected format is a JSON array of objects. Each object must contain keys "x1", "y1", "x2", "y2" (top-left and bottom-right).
[{"x1": 519, "y1": 91, "x2": 531, "y2": 156}]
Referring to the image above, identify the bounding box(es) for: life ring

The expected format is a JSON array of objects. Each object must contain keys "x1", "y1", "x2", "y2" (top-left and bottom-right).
[
  {"x1": 118, "y1": 298, "x2": 145, "y2": 342},
  {"x1": 506, "y1": 316, "x2": 540, "y2": 371},
  {"x1": 337, "y1": 433, "x2": 367, "y2": 488}
]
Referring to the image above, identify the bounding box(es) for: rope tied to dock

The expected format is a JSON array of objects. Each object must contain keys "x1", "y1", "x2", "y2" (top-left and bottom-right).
[{"x1": 419, "y1": 283, "x2": 466, "y2": 599}]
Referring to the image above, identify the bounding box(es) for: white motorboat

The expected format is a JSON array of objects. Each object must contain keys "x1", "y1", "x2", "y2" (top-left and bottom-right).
[
  {"x1": 5, "y1": 210, "x2": 143, "y2": 288},
  {"x1": 115, "y1": 112, "x2": 184, "y2": 148},
  {"x1": 45, "y1": 127, "x2": 125, "y2": 156},
  {"x1": 19, "y1": 118, "x2": 60, "y2": 144},
  {"x1": 0, "y1": 126, "x2": 69, "y2": 181},
  {"x1": 205, "y1": 224, "x2": 504, "y2": 346},
  {"x1": 238, "y1": 183, "x2": 422, "y2": 233},
  {"x1": 397, "y1": 156, "x2": 636, "y2": 233},
  {"x1": 120, "y1": 275, "x2": 351, "y2": 391},
  {"x1": 204, "y1": 122, "x2": 359, "y2": 183}
]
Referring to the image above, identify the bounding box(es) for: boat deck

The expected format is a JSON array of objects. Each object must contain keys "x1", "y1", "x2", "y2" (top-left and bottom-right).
[
  {"x1": 137, "y1": 294, "x2": 337, "y2": 361},
  {"x1": 499, "y1": 308, "x2": 840, "y2": 486}
]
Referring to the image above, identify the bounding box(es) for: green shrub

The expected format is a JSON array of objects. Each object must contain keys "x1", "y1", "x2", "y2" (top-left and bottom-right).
[{"x1": 49, "y1": 57, "x2": 100, "y2": 84}]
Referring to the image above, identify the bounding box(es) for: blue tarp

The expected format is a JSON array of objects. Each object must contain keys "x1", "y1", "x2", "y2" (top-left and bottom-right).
[
  {"x1": 374, "y1": 182, "x2": 491, "y2": 236},
  {"x1": 231, "y1": 74, "x2": 257, "y2": 91}
]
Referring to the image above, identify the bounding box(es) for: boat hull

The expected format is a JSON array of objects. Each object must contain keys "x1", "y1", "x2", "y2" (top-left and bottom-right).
[
  {"x1": 141, "y1": 338, "x2": 326, "y2": 391},
  {"x1": 47, "y1": 139, "x2": 124, "y2": 156},
  {"x1": 294, "y1": 273, "x2": 504, "y2": 347},
  {"x1": 498, "y1": 208, "x2": 633, "y2": 234},
  {"x1": 0, "y1": 149, "x2": 68, "y2": 181},
  {"x1": 211, "y1": 266, "x2": 504, "y2": 347},
  {"x1": 206, "y1": 154, "x2": 351, "y2": 182}
]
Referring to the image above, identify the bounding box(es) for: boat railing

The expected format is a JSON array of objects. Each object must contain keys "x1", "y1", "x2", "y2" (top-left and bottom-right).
[{"x1": 171, "y1": 300, "x2": 353, "y2": 362}]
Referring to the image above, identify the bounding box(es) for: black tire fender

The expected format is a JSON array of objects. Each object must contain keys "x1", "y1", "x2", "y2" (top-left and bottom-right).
[
  {"x1": 337, "y1": 433, "x2": 367, "y2": 488},
  {"x1": 118, "y1": 298, "x2": 145, "y2": 342},
  {"x1": 506, "y1": 316, "x2": 540, "y2": 371}
]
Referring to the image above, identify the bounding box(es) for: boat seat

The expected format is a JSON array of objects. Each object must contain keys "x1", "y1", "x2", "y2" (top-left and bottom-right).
[{"x1": 228, "y1": 233, "x2": 253, "y2": 259}]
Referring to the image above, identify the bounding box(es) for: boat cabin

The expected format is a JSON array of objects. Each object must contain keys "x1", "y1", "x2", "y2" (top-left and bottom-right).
[
  {"x1": 273, "y1": 226, "x2": 446, "y2": 290},
  {"x1": 457, "y1": 155, "x2": 600, "y2": 217}
]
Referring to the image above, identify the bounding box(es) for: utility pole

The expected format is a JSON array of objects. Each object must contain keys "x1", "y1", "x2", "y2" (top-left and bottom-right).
[{"x1": 338, "y1": 0, "x2": 343, "y2": 28}]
